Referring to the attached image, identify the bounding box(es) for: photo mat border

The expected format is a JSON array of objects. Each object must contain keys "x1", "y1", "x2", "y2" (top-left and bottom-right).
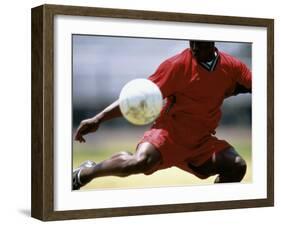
[{"x1": 31, "y1": 4, "x2": 274, "y2": 221}]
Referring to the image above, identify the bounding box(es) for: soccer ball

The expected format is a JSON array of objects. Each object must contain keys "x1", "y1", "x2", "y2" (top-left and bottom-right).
[{"x1": 119, "y1": 79, "x2": 163, "y2": 125}]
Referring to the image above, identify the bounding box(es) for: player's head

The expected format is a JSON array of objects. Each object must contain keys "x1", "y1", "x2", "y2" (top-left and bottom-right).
[{"x1": 189, "y1": 40, "x2": 215, "y2": 62}]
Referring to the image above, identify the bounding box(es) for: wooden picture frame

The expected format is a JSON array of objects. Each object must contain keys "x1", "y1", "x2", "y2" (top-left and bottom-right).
[{"x1": 31, "y1": 4, "x2": 274, "y2": 221}]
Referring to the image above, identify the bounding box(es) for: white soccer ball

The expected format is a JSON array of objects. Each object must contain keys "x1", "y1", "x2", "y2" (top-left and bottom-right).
[{"x1": 119, "y1": 79, "x2": 163, "y2": 125}]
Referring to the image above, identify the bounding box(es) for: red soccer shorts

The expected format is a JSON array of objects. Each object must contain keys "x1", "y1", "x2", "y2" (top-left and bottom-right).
[{"x1": 138, "y1": 115, "x2": 230, "y2": 179}]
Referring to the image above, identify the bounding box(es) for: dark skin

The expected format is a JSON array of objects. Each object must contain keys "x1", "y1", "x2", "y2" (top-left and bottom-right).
[
  {"x1": 75, "y1": 100, "x2": 121, "y2": 143},
  {"x1": 189, "y1": 41, "x2": 215, "y2": 62},
  {"x1": 74, "y1": 41, "x2": 246, "y2": 186}
]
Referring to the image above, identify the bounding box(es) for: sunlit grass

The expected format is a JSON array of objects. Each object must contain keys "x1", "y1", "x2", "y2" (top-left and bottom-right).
[{"x1": 73, "y1": 132, "x2": 252, "y2": 190}]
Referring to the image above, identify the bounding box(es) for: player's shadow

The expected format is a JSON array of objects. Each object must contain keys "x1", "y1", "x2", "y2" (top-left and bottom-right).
[{"x1": 18, "y1": 209, "x2": 30, "y2": 217}]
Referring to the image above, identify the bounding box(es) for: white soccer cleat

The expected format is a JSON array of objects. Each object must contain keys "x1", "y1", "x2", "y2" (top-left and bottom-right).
[{"x1": 72, "y1": 160, "x2": 96, "y2": 190}]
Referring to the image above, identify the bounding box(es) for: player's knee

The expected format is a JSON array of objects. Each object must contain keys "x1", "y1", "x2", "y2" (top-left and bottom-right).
[
  {"x1": 224, "y1": 156, "x2": 247, "y2": 182},
  {"x1": 233, "y1": 156, "x2": 247, "y2": 181},
  {"x1": 215, "y1": 155, "x2": 247, "y2": 183},
  {"x1": 215, "y1": 148, "x2": 247, "y2": 182}
]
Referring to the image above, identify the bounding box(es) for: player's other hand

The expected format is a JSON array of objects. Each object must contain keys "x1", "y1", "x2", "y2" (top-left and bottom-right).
[{"x1": 74, "y1": 117, "x2": 100, "y2": 143}]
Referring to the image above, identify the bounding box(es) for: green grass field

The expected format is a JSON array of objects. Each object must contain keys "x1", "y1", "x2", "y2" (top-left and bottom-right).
[{"x1": 73, "y1": 127, "x2": 251, "y2": 190}]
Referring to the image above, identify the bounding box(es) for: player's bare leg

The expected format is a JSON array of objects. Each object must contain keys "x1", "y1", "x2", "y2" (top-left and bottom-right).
[
  {"x1": 187, "y1": 147, "x2": 247, "y2": 183},
  {"x1": 73, "y1": 142, "x2": 161, "y2": 190}
]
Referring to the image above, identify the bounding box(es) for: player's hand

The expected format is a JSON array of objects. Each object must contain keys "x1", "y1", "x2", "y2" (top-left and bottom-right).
[{"x1": 74, "y1": 117, "x2": 100, "y2": 143}]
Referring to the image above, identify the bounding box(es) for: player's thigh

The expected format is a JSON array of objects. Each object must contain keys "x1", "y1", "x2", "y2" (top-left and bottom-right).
[
  {"x1": 135, "y1": 142, "x2": 162, "y2": 168},
  {"x1": 190, "y1": 147, "x2": 246, "y2": 176},
  {"x1": 187, "y1": 155, "x2": 217, "y2": 178}
]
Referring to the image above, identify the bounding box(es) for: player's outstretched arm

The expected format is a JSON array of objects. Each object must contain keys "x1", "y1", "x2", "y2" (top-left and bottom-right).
[{"x1": 75, "y1": 100, "x2": 122, "y2": 143}]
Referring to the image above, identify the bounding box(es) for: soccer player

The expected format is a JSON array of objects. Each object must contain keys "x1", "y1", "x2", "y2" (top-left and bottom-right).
[{"x1": 73, "y1": 40, "x2": 251, "y2": 190}]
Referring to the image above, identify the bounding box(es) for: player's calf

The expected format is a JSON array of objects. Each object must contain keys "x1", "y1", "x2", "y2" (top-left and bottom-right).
[{"x1": 118, "y1": 153, "x2": 156, "y2": 176}]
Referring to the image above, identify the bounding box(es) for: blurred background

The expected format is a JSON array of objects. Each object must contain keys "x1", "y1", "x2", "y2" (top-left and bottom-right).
[{"x1": 72, "y1": 35, "x2": 252, "y2": 190}]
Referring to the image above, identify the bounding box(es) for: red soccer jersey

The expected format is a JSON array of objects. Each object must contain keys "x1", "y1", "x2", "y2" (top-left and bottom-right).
[
  {"x1": 139, "y1": 48, "x2": 252, "y2": 176},
  {"x1": 149, "y1": 48, "x2": 251, "y2": 132}
]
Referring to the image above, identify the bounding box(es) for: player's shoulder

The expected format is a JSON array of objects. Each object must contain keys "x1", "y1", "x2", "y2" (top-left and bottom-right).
[
  {"x1": 164, "y1": 48, "x2": 191, "y2": 68},
  {"x1": 218, "y1": 50, "x2": 249, "y2": 73},
  {"x1": 219, "y1": 51, "x2": 242, "y2": 66}
]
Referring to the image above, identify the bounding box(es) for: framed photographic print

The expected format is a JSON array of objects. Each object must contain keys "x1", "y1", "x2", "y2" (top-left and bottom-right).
[{"x1": 31, "y1": 4, "x2": 274, "y2": 221}]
